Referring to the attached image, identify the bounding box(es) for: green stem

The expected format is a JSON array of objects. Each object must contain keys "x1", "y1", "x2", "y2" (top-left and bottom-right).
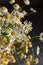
[
  {"x1": 25, "y1": 12, "x2": 33, "y2": 16},
  {"x1": 22, "y1": 5, "x2": 25, "y2": 9},
  {"x1": 30, "y1": 36, "x2": 40, "y2": 41},
  {"x1": 32, "y1": 48, "x2": 34, "y2": 58}
]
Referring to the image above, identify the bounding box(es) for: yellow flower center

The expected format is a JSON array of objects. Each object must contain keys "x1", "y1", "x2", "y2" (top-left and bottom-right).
[
  {"x1": 14, "y1": 3, "x2": 19, "y2": 7},
  {"x1": 26, "y1": 42, "x2": 32, "y2": 47},
  {"x1": 17, "y1": 24, "x2": 22, "y2": 28},
  {"x1": 5, "y1": 13, "x2": 11, "y2": 19},
  {"x1": 10, "y1": 56, "x2": 16, "y2": 63},
  {"x1": 28, "y1": 55, "x2": 33, "y2": 60},
  {"x1": 11, "y1": 30, "x2": 17, "y2": 36},
  {"x1": 25, "y1": 24, "x2": 30, "y2": 30},
  {"x1": 1, "y1": 6, "x2": 7, "y2": 10},
  {"x1": 1, "y1": 59, "x2": 6, "y2": 64},
  {"x1": 19, "y1": 53, "x2": 25, "y2": 59},
  {"x1": 22, "y1": 10, "x2": 26, "y2": 14},
  {"x1": 24, "y1": 0, "x2": 29, "y2": 2},
  {"x1": 27, "y1": 35, "x2": 31, "y2": 39}
]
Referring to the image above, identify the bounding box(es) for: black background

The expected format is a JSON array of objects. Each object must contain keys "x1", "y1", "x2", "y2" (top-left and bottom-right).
[{"x1": 0, "y1": 0, "x2": 43, "y2": 65}]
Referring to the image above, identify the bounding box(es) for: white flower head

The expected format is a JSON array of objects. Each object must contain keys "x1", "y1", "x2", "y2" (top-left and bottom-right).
[
  {"x1": 39, "y1": 32, "x2": 43, "y2": 42},
  {"x1": 1, "y1": 6, "x2": 8, "y2": 14},
  {"x1": 23, "y1": 20, "x2": 32, "y2": 34},
  {"x1": 13, "y1": 3, "x2": 20, "y2": 10},
  {"x1": 24, "y1": 0, "x2": 30, "y2": 5},
  {"x1": 10, "y1": 0, "x2": 15, "y2": 4}
]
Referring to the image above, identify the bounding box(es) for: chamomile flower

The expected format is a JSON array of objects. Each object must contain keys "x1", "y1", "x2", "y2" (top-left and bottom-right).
[
  {"x1": 1, "y1": 6, "x2": 8, "y2": 14},
  {"x1": 24, "y1": 0, "x2": 30, "y2": 5},
  {"x1": 22, "y1": 10, "x2": 27, "y2": 16},
  {"x1": 1, "y1": 59, "x2": 6, "y2": 65},
  {"x1": 5, "y1": 13, "x2": 11, "y2": 19},
  {"x1": 5, "y1": 13, "x2": 11, "y2": 23},
  {"x1": 10, "y1": 0, "x2": 15, "y2": 4},
  {"x1": 13, "y1": 3, "x2": 20, "y2": 10},
  {"x1": 39, "y1": 32, "x2": 43, "y2": 42},
  {"x1": 23, "y1": 21, "x2": 32, "y2": 34}
]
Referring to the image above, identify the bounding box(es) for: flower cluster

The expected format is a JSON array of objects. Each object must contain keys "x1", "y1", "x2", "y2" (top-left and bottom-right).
[
  {"x1": 0, "y1": 0, "x2": 42, "y2": 65},
  {"x1": 9, "y1": 0, "x2": 30, "y2": 5}
]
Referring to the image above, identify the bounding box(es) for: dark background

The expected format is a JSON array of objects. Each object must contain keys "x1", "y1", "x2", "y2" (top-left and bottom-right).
[{"x1": 0, "y1": 0, "x2": 43, "y2": 65}]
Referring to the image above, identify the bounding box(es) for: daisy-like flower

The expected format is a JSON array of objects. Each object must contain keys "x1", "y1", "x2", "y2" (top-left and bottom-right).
[
  {"x1": 5, "y1": 13, "x2": 11, "y2": 19},
  {"x1": 1, "y1": 6, "x2": 8, "y2": 14},
  {"x1": 39, "y1": 32, "x2": 43, "y2": 42},
  {"x1": 5, "y1": 13, "x2": 11, "y2": 23},
  {"x1": 24, "y1": 0, "x2": 30, "y2": 5},
  {"x1": 13, "y1": 3, "x2": 20, "y2": 10},
  {"x1": 36, "y1": 46, "x2": 40, "y2": 55},
  {"x1": 23, "y1": 20, "x2": 32, "y2": 34},
  {"x1": 10, "y1": 0, "x2": 15, "y2": 4}
]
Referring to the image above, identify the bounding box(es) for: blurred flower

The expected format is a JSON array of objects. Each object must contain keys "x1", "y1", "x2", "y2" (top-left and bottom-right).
[
  {"x1": 10, "y1": 0, "x2": 15, "y2": 4},
  {"x1": 1, "y1": 6, "x2": 8, "y2": 14},
  {"x1": 25, "y1": 59, "x2": 31, "y2": 65},
  {"x1": 28, "y1": 55, "x2": 33, "y2": 61},
  {"x1": 19, "y1": 53, "x2": 26, "y2": 59},
  {"x1": 39, "y1": 32, "x2": 43, "y2": 42},
  {"x1": 5, "y1": 13, "x2": 11, "y2": 19},
  {"x1": 30, "y1": 8, "x2": 37, "y2": 13},
  {"x1": 33, "y1": 57, "x2": 39, "y2": 64},
  {"x1": 36, "y1": 46, "x2": 40, "y2": 55},
  {"x1": 24, "y1": 0, "x2": 30, "y2": 5},
  {"x1": 10, "y1": 55, "x2": 16, "y2": 63},
  {"x1": 13, "y1": 3, "x2": 20, "y2": 10}
]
